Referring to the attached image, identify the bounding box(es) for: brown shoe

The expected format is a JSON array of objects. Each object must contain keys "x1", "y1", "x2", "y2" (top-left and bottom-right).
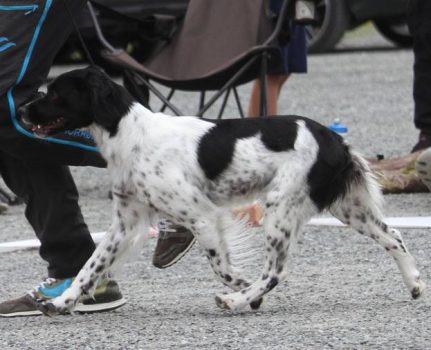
[
  {"x1": 412, "y1": 132, "x2": 431, "y2": 153},
  {"x1": 152, "y1": 220, "x2": 196, "y2": 269}
]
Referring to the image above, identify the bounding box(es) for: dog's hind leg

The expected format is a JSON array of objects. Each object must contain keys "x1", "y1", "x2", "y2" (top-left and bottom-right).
[
  {"x1": 215, "y1": 188, "x2": 319, "y2": 311},
  {"x1": 329, "y1": 182, "x2": 426, "y2": 300},
  {"x1": 192, "y1": 212, "x2": 255, "y2": 292}
]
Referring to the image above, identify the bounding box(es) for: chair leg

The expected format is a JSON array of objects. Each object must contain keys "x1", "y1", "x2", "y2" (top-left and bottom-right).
[
  {"x1": 197, "y1": 56, "x2": 258, "y2": 117},
  {"x1": 233, "y1": 87, "x2": 245, "y2": 118},
  {"x1": 259, "y1": 52, "x2": 269, "y2": 117},
  {"x1": 199, "y1": 91, "x2": 206, "y2": 113},
  {"x1": 160, "y1": 89, "x2": 176, "y2": 113},
  {"x1": 217, "y1": 89, "x2": 231, "y2": 119},
  {"x1": 133, "y1": 74, "x2": 183, "y2": 116}
]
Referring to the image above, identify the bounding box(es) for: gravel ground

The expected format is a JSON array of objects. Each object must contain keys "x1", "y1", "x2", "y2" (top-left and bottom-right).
[{"x1": 0, "y1": 26, "x2": 430, "y2": 349}]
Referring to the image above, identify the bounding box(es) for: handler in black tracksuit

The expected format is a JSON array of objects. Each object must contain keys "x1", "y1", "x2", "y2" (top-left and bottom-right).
[
  {"x1": 0, "y1": 1, "x2": 194, "y2": 317},
  {"x1": 407, "y1": 0, "x2": 431, "y2": 152},
  {"x1": 0, "y1": 0, "x2": 102, "y2": 279}
]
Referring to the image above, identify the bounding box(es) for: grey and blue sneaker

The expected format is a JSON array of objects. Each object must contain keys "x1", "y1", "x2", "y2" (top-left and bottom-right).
[{"x1": 0, "y1": 277, "x2": 126, "y2": 317}]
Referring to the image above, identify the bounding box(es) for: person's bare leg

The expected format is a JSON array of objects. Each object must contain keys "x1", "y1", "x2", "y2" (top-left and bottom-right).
[
  {"x1": 247, "y1": 74, "x2": 290, "y2": 118},
  {"x1": 234, "y1": 74, "x2": 290, "y2": 224}
]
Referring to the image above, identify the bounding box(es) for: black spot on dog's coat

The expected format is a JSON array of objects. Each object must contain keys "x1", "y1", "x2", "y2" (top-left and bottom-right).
[
  {"x1": 266, "y1": 277, "x2": 279, "y2": 292},
  {"x1": 197, "y1": 117, "x2": 298, "y2": 180},
  {"x1": 208, "y1": 249, "x2": 216, "y2": 257}
]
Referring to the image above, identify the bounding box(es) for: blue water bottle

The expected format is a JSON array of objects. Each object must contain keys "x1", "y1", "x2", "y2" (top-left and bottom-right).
[{"x1": 329, "y1": 118, "x2": 348, "y2": 137}]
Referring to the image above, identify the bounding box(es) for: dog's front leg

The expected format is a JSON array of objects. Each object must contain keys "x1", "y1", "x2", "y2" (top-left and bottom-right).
[{"x1": 38, "y1": 201, "x2": 144, "y2": 316}]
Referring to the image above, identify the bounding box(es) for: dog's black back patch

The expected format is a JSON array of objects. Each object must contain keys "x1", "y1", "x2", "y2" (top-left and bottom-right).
[
  {"x1": 303, "y1": 118, "x2": 355, "y2": 211},
  {"x1": 197, "y1": 116, "x2": 299, "y2": 180}
]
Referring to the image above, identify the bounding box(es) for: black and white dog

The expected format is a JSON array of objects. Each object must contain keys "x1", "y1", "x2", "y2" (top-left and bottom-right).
[{"x1": 22, "y1": 67, "x2": 425, "y2": 314}]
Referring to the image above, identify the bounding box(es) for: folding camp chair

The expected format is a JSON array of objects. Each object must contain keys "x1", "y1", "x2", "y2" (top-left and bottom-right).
[{"x1": 88, "y1": 0, "x2": 293, "y2": 118}]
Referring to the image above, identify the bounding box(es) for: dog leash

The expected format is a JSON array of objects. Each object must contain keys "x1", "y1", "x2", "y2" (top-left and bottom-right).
[{"x1": 61, "y1": 0, "x2": 96, "y2": 66}]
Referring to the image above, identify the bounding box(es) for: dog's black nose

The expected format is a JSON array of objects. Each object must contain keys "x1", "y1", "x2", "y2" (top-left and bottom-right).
[
  {"x1": 18, "y1": 92, "x2": 46, "y2": 127},
  {"x1": 17, "y1": 105, "x2": 33, "y2": 128}
]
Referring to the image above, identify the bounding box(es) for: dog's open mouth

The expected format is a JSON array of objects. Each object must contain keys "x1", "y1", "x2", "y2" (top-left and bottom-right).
[{"x1": 31, "y1": 117, "x2": 66, "y2": 137}]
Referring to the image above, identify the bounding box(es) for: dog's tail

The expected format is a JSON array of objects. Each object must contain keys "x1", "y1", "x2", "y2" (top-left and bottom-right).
[{"x1": 330, "y1": 149, "x2": 384, "y2": 217}]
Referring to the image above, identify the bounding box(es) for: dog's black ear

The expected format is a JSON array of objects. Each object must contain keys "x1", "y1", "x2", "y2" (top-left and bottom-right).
[{"x1": 86, "y1": 68, "x2": 134, "y2": 136}]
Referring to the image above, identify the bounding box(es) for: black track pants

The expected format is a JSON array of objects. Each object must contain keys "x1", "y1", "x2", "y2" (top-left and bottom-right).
[
  {"x1": 0, "y1": 0, "x2": 106, "y2": 278},
  {"x1": 407, "y1": 0, "x2": 431, "y2": 134}
]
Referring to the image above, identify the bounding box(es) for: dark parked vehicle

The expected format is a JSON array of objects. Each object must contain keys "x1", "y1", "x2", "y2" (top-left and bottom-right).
[
  {"x1": 55, "y1": 0, "x2": 189, "y2": 65},
  {"x1": 56, "y1": 0, "x2": 412, "y2": 64},
  {"x1": 308, "y1": 0, "x2": 412, "y2": 52}
]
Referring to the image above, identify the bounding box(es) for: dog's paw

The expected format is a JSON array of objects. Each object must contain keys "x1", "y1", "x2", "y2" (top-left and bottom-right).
[
  {"x1": 215, "y1": 295, "x2": 233, "y2": 310},
  {"x1": 249, "y1": 297, "x2": 263, "y2": 310},
  {"x1": 215, "y1": 293, "x2": 248, "y2": 311},
  {"x1": 411, "y1": 279, "x2": 426, "y2": 300},
  {"x1": 36, "y1": 297, "x2": 76, "y2": 316},
  {"x1": 36, "y1": 301, "x2": 63, "y2": 317}
]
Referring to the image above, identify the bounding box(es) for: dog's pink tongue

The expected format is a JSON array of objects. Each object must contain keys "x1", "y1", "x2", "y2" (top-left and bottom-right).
[{"x1": 31, "y1": 125, "x2": 48, "y2": 138}]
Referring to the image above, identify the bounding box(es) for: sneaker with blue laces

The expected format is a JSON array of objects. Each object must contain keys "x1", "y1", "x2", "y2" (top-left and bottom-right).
[{"x1": 0, "y1": 277, "x2": 126, "y2": 317}]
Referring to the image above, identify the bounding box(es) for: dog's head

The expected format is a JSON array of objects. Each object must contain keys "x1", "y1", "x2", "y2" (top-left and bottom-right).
[{"x1": 20, "y1": 66, "x2": 134, "y2": 137}]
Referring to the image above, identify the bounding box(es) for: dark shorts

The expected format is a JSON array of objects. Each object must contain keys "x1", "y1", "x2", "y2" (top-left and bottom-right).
[
  {"x1": 271, "y1": 24, "x2": 307, "y2": 75},
  {"x1": 269, "y1": 0, "x2": 307, "y2": 75}
]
